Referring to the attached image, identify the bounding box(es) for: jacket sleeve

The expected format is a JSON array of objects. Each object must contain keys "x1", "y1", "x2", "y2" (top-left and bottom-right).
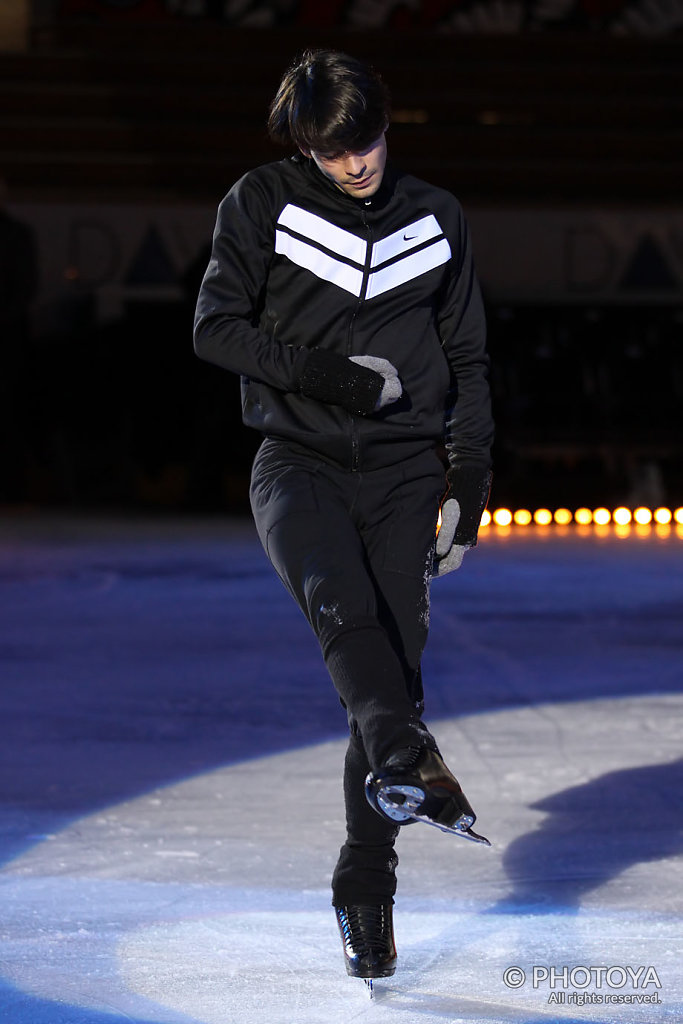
[
  {"x1": 438, "y1": 202, "x2": 494, "y2": 472},
  {"x1": 193, "y1": 172, "x2": 307, "y2": 390}
]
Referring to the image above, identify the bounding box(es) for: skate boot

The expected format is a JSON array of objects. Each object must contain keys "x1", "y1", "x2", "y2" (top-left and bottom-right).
[
  {"x1": 335, "y1": 903, "x2": 397, "y2": 988},
  {"x1": 365, "y1": 747, "x2": 490, "y2": 845}
]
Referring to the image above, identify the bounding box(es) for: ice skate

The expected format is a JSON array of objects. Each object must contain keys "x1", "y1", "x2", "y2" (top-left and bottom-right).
[
  {"x1": 335, "y1": 903, "x2": 396, "y2": 995},
  {"x1": 365, "y1": 747, "x2": 491, "y2": 845}
]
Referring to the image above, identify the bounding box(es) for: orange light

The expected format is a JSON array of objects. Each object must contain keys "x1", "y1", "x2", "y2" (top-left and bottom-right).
[
  {"x1": 513, "y1": 509, "x2": 532, "y2": 526},
  {"x1": 554, "y1": 508, "x2": 572, "y2": 525},
  {"x1": 613, "y1": 507, "x2": 632, "y2": 526},
  {"x1": 634, "y1": 507, "x2": 652, "y2": 525},
  {"x1": 534, "y1": 508, "x2": 553, "y2": 526},
  {"x1": 675, "y1": 508, "x2": 683, "y2": 526},
  {"x1": 593, "y1": 507, "x2": 611, "y2": 526},
  {"x1": 654, "y1": 507, "x2": 672, "y2": 525},
  {"x1": 480, "y1": 509, "x2": 491, "y2": 527},
  {"x1": 575, "y1": 507, "x2": 592, "y2": 526},
  {"x1": 493, "y1": 508, "x2": 513, "y2": 527}
]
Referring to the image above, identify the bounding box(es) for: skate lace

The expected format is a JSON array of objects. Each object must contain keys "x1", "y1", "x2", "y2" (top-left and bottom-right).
[
  {"x1": 385, "y1": 745, "x2": 424, "y2": 771},
  {"x1": 338, "y1": 905, "x2": 391, "y2": 956}
]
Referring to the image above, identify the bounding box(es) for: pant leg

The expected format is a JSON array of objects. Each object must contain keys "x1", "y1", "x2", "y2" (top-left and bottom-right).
[
  {"x1": 331, "y1": 731, "x2": 400, "y2": 906},
  {"x1": 249, "y1": 439, "x2": 429, "y2": 770}
]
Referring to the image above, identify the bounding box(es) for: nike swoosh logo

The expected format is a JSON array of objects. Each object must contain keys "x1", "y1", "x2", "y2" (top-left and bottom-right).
[{"x1": 403, "y1": 234, "x2": 417, "y2": 241}]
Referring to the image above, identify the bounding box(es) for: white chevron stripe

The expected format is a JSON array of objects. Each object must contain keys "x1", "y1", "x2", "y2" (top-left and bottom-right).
[
  {"x1": 370, "y1": 215, "x2": 443, "y2": 269},
  {"x1": 365, "y1": 238, "x2": 451, "y2": 300},
  {"x1": 275, "y1": 231, "x2": 364, "y2": 295},
  {"x1": 277, "y1": 204, "x2": 367, "y2": 265}
]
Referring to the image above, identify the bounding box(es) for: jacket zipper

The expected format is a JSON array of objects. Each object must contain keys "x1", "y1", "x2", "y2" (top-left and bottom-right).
[{"x1": 348, "y1": 208, "x2": 373, "y2": 472}]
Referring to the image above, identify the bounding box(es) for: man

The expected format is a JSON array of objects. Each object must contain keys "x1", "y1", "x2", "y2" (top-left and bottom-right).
[{"x1": 194, "y1": 49, "x2": 494, "y2": 985}]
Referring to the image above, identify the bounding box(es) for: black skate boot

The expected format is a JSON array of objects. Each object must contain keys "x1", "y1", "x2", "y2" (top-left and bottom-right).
[
  {"x1": 365, "y1": 747, "x2": 490, "y2": 845},
  {"x1": 335, "y1": 903, "x2": 397, "y2": 986}
]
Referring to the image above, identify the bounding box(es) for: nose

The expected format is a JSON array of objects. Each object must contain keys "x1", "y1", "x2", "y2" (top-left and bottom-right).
[{"x1": 344, "y1": 154, "x2": 367, "y2": 178}]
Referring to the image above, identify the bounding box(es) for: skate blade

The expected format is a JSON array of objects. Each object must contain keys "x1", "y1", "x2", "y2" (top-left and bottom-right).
[
  {"x1": 406, "y1": 809, "x2": 491, "y2": 845},
  {"x1": 377, "y1": 784, "x2": 491, "y2": 845},
  {"x1": 364, "y1": 978, "x2": 374, "y2": 999}
]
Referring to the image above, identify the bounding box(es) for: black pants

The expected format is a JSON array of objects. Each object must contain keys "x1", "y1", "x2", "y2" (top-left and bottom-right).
[{"x1": 250, "y1": 438, "x2": 445, "y2": 905}]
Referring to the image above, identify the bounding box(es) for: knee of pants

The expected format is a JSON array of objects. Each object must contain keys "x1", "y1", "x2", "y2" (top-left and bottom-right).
[{"x1": 306, "y1": 578, "x2": 377, "y2": 656}]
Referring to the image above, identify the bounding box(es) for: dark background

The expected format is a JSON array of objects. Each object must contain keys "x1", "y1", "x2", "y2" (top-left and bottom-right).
[{"x1": 1, "y1": 5, "x2": 682, "y2": 515}]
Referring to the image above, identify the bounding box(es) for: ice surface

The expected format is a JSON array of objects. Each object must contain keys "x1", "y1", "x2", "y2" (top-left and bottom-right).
[
  {"x1": 2, "y1": 696, "x2": 682, "y2": 1023},
  {"x1": 1, "y1": 516, "x2": 682, "y2": 1023}
]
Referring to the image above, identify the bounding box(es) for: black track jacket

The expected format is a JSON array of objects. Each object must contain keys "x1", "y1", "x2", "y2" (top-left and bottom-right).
[{"x1": 194, "y1": 154, "x2": 493, "y2": 475}]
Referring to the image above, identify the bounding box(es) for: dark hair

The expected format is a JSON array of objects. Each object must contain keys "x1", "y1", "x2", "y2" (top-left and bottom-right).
[{"x1": 267, "y1": 49, "x2": 391, "y2": 156}]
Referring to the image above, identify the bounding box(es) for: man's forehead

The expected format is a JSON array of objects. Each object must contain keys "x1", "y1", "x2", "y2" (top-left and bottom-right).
[{"x1": 311, "y1": 133, "x2": 387, "y2": 160}]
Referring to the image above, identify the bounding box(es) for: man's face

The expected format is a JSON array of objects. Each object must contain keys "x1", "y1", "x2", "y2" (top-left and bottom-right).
[{"x1": 303, "y1": 133, "x2": 388, "y2": 199}]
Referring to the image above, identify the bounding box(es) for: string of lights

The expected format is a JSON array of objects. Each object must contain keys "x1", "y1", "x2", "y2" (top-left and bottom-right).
[{"x1": 479, "y1": 506, "x2": 683, "y2": 535}]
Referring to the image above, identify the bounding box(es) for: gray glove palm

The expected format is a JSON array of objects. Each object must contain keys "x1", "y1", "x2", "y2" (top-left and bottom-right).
[
  {"x1": 433, "y1": 497, "x2": 466, "y2": 576},
  {"x1": 349, "y1": 355, "x2": 402, "y2": 410}
]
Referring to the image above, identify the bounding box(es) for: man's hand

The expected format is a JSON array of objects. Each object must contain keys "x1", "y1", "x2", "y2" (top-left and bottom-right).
[
  {"x1": 297, "y1": 348, "x2": 401, "y2": 415},
  {"x1": 349, "y1": 355, "x2": 401, "y2": 410},
  {"x1": 432, "y1": 465, "x2": 492, "y2": 578}
]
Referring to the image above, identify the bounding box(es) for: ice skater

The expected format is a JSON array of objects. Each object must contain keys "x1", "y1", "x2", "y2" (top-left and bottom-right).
[{"x1": 193, "y1": 48, "x2": 494, "y2": 988}]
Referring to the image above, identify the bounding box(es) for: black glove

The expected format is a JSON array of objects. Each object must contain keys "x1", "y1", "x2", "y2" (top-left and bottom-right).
[
  {"x1": 433, "y1": 464, "x2": 492, "y2": 577},
  {"x1": 297, "y1": 349, "x2": 401, "y2": 416}
]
